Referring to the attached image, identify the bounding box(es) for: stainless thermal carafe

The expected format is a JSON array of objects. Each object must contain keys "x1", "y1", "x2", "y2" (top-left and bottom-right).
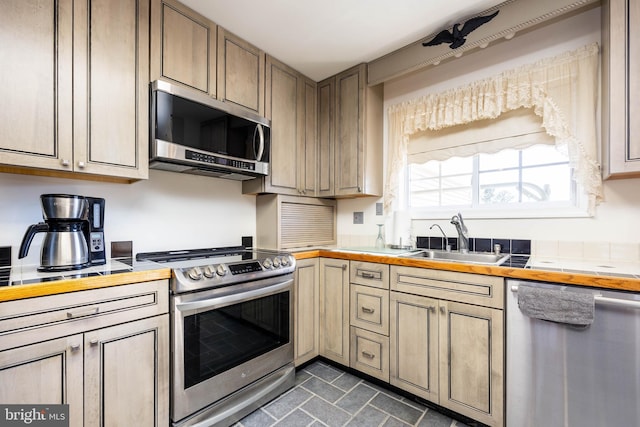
[{"x1": 18, "y1": 194, "x2": 90, "y2": 271}]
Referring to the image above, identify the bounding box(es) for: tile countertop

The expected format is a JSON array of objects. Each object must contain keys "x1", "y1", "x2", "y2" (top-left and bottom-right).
[
  {"x1": 294, "y1": 248, "x2": 640, "y2": 293},
  {"x1": 0, "y1": 258, "x2": 171, "y2": 302}
]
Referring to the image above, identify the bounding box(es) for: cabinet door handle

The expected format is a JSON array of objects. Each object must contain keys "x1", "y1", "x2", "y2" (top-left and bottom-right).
[
  {"x1": 61, "y1": 159, "x2": 70, "y2": 167},
  {"x1": 428, "y1": 306, "x2": 436, "y2": 312},
  {"x1": 89, "y1": 338, "x2": 99, "y2": 346},
  {"x1": 70, "y1": 343, "x2": 81, "y2": 352},
  {"x1": 440, "y1": 306, "x2": 446, "y2": 314},
  {"x1": 77, "y1": 161, "x2": 86, "y2": 169},
  {"x1": 66, "y1": 306, "x2": 99, "y2": 318},
  {"x1": 342, "y1": 264, "x2": 347, "y2": 271},
  {"x1": 361, "y1": 351, "x2": 375, "y2": 359},
  {"x1": 361, "y1": 306, "x2": 375, "y2": 314}
]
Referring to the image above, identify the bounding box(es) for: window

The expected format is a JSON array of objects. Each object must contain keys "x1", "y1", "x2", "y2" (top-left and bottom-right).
[{"x1": 408, "y1": 144, "x2": 584, "y2": 218}]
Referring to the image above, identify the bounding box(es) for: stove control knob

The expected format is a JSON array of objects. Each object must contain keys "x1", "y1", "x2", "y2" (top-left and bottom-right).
[
  {"x1": 263, "y1": 258, "x2": 273, "y2": 269},
  {"x1": 273, "y1": 257, "x2": 281, "y2": 268},
  {"x1": 187, "y1": 267, "x2": 203, "y2": 281},
  {"x1": 203, "y1": 265, "x2": 216, "y2": 278},
  {"x1": 216, "y1": 264, "x2": 228, "y2": 277},
  {"x1": 280, "y1": 256, "x2": 289, "y2": 266}
]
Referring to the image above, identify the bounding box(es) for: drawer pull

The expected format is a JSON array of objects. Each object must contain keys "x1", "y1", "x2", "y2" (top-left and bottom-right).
[
  {"x1": 361, "y1": 351, "x2": 375, "y2": 359},
  {"x1": 67, "y1": 306, "x2": 99, "y2": 319},
  {"x1": 361, "y1": 306, "x2": 375, "y2": 314},
  {"x1": 361, "y1": 272, "x2": 375, "y2": 279}
]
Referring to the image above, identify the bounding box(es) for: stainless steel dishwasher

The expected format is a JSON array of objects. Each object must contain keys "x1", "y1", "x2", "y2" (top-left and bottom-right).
[{"x1": 506, "y1": 279, "x2": 640, "y2": 427}]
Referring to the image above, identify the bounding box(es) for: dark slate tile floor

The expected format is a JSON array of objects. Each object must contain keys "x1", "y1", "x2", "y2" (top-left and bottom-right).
[{"x1": 234, "y1": 360, "x2": 468, "y2": 427}]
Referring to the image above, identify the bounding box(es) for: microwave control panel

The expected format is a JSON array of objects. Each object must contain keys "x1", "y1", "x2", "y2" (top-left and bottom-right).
[{"x1": 186, "y1": 150, "x2": 255, "y2": 171}]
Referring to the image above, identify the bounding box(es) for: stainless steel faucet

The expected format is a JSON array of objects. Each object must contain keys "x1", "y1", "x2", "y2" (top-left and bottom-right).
[
  {"x1": 429, "y1": 224, "x2": 451, "y2": 252},
  {"x1": 450, "y1": 212, "x2": 469, "y2": 253}
]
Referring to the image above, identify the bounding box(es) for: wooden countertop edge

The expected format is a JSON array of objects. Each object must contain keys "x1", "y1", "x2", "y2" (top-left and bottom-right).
[
  {"x1": 294, "y1": 250, "x2": 640, "y2": 292},
  {"x1": 0, "y1": 268, "x2": 172, "y2": 302}
]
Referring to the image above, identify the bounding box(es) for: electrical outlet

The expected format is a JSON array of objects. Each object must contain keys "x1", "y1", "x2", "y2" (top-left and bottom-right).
[
  {"x1": 376, "y1": 203, "x2": 383, "y2": 216},
  {"x1": 353, "y1": 211, "x2": 364, "y2": 224}
]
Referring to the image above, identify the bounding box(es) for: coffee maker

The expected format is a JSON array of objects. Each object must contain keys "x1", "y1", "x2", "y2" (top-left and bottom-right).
[{"x1": 18, "y1": 194, "x2": 106, "y2": 271}]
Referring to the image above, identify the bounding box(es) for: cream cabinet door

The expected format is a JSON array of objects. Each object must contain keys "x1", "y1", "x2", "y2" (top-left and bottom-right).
[
  {"x1": 319, "y1": 258, "x2": 349, "y2": 365},
  {"x1": 602, "y1": 0, "x2": 640, "y2": 178},
  {"x1": 438, "y1": 300, "x2": 504, "y2": 427},
  {"x1": 389, "y1": 291, "x2": 439, "y2": 403},
  {"x1": 73, "y1": 0, "x2": 149, "y2": 180},
  {"x1": 317, "y1": 77, "x2": 335, "y2": 197},
  {"x1": 150, "y1": 0, "x2": 216, "y2": 96},
  {"x1": 217, "y1": 28, "x2": 264, "y2": 115},
  {"x1": 0, "y1": 0, "x2": 74, "y2": 171},
  {"x1": 334, "y1": 65, "x2": 363, "y2": 196},
  {"x1": 300, "y1": 75, "x2": 318, "y2": 196},
  {"x1": 263, "y1": 56, "x2": 301, "y2": 194},
  {"x1": 84, "y1": 314, "x2": 169, "y2": 427},
  {"x1": 294, "y1": 258, "x2": 319, "y2": 366},
  {"x1": 0, "y1": 334, "x2": 84, "y2": 427}
]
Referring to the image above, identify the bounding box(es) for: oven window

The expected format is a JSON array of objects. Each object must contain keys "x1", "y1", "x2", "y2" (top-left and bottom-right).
[{"x1": 183, "y1": 291, "x2": 290, "y2": 389}]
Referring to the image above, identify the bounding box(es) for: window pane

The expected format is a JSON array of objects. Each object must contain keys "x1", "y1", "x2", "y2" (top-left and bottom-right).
[
  {"x1": 441, "y1": 156, "x2": 473, "y2": 174},
  {"x1": 522, "y1": 144, "x2": 568, "y2": 166},
  {"x1": 442, "y1": 187, "x2": 472, "y2": 205},
  {"x1": 479, "y1": 150, "x2": 519, "y2": 171},
  {"x1": 522, "y1": 164, "x2": 571, "y2": 201},
  {"x1": 479, "y1": 170, "x2": 520, "y2": 204},
  {"x1": 408, "y1": 144, "x2": 574, "y2": 213}
]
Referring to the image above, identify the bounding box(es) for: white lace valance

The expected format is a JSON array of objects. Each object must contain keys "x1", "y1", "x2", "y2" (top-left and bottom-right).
[{"x1": 385, "y1": 43, "x2": 602, "y2": 214}]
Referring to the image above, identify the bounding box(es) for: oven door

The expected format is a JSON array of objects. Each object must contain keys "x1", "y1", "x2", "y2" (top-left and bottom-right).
[{"x1": 170, "y1": 275, "x2": 293, "y2": 423}]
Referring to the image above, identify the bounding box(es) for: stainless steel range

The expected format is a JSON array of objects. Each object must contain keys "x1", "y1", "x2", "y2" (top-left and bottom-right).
[{"x1": 137, "y1": 246, "x2": 296, "y2": 427}]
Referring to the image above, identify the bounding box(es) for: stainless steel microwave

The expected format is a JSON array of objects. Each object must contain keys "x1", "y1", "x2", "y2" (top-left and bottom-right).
[{"x1": 150, "y1": 80, "x2": 270, "y2": 180}]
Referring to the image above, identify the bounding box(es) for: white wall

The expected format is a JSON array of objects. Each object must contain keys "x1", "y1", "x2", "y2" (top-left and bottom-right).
[
  {"x1": 0, "y1": 170, "x2": 256, "y2": 265},
  {"x1": 337, "y1": 5, "x2": 640, "y2": 248}
]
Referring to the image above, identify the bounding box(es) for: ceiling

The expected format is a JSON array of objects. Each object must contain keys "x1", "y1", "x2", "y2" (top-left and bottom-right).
[{"x1": 179, "y1": 0, "x2": 506, "y2": 82}]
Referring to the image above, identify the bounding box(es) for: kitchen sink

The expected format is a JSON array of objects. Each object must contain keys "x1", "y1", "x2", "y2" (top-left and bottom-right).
[{"x1": 401, "y1": 249, "x2": 510, "y2": 266}]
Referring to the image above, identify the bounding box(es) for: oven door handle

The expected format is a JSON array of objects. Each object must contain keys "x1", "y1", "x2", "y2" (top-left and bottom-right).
[{"x1": 175, "y1": 279, "x2": 292, "y2": 312}]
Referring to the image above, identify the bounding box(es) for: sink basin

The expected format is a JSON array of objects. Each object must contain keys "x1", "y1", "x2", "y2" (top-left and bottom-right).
[{"x1": 402, "y1": 249, "x2": 510, "y2": 266}]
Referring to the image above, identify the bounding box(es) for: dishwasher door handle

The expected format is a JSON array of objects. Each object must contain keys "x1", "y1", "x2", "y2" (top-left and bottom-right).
[{"x1": 510, "y1": 285, "x2": 640, "y2": 309}]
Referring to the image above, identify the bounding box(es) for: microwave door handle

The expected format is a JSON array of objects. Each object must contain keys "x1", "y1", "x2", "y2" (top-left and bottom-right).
[{"x1": 254, "y1": 124, "x2": 265, "y2": 161}]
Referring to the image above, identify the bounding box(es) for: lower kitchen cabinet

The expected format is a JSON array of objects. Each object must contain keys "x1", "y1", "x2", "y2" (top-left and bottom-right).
[
  {"x1": 0, "y1": 280, "x2": 169, "y2": 427},
  {"x1": 294, "y1": 258, "x2": 320, "y2": 365},
  {"x1": 0, "y1": 334, "x2": 84, "y2": 423},
  {"x1": 390, "y1": 266, "x2": 504, "y2": 427},
  {"x1": 319, "y1": 258, "x2": 350, "y2": 365},
  {"x1": 390, "y1": 291, "x2": 439, "y2": 402},
  {"x1": 84, "y1": 315, "x2": 169, "y2": 426},
  {"x1": 438, "y1": 300, "x2": 503, "y2": 426}
]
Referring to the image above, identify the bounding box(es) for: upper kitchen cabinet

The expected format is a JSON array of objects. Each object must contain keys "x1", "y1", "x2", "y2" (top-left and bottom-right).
[
  {"x1": 150, "y1": 0, "x2": 217, "y2": 96},
  {"x1": 317, "y1": 78, "x2": 335, "y2": 197},
  {"x1": 0, "y1": 0, "x2": 149, "y2": 181},
  {"x1": 319, "y1": 64, "x2": 383, "y2": 197},
  {"x1": 217, "y1": 28, "x2": 265, "y2": 116},
  {"x1": 73, "y1": 0, "x2": 149, "y2": 180},
  {"x1": 602, "y1": 0, "x2": 640, "y2": 178},
  {"x1": 243, "y1": 56, "x2": 317, "y2": 196}
]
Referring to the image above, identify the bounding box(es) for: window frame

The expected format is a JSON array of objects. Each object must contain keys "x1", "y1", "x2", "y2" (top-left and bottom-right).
[{"x1": 406, "y1": 147, "x2": 591, "y2": 220}]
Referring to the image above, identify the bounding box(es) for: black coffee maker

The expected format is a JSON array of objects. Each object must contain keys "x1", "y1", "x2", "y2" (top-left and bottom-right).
[{"x1": 19, "y1": 194, "x2": 106, "y2": 271}]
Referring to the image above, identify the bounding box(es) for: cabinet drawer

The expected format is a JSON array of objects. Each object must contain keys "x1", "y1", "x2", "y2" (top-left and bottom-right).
[
  {"x1": 350, "y1": 284, "x2": 389, "y2": 335},
  {"x1": 0, "y1": 280, "x2": 169, "y2": 351},
  {"x1": 350, "y1": 326, "x2": 389, "y2": 382},
  {"x1": 350, "y1": 261, "x2": 389, "y2": 289},
  {"x1": 390, "y1": 266, "x2": 504, "y2": 309}
]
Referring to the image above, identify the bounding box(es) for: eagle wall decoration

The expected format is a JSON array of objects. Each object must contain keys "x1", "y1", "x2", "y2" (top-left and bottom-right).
[{"x1": 422, "y1": 10, "x2": 500, "y2": 49}]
